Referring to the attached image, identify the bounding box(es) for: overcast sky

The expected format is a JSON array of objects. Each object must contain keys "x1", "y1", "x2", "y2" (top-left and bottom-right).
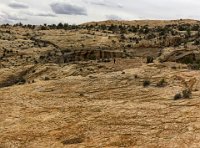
[{"x1": 1, "y1": 0, "x2": 200, "y2": 25}]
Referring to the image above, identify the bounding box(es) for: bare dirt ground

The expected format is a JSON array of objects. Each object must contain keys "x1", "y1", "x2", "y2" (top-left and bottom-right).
[{"x1": 1, "y1": 58, "x2": 200, "y2": 147}]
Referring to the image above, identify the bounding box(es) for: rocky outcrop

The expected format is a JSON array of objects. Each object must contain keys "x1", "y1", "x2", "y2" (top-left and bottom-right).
[
  {"x1": 62, "y1": 50, "x2": 125, "y2": 62},
  {"x1": 30, "y1": 37, "x2": 60, "y2": 48},
  {"x1": 0, "y1": 66, "x2": 34, "y2": 88},
  {"x1": 38, "y1": 49, "x2": 127, "y2": 64},
  {"x1": 158, "y1": 47, "x2": 200, "y2": 63}
]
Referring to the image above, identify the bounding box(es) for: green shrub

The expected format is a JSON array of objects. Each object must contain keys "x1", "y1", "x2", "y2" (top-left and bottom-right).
[
  {"x1": 146, "y1": 56, "x2": 154, "y2": 64},
  {"x1": 182, "y1": 89, "x2": 192, "y2": 98},
  {"x1": 174, "y1": 93, "x2": 182, "y2": 100},
  {"x1": 181, "y1": 56, "x2": 194, "y2": 64},
  {"x1": 190, "y1": 64, "x2": 200, "y2": 70},
  {"x1": 89, "y1": 54, "x2": 96, "y2": 60},
  {"x1": 157, "y1": 78, "x2": 166, "y2": 87},
  {"x1": 134, "y1": 74, "x2": 138, "y2": 79},
  {"x1": 174, "y1": 89, "x2": 192, "y2": 100},
  {"x1": 143, "y1": 80, "x2": 150, "y2": 87},
  {"x1": 62, "y1": 137, "x2": 83, "y2": 145}
]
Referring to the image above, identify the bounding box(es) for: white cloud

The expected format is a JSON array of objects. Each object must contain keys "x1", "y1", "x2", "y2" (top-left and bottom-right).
[
  {"x1": 22, "y1": 9, "x2": 56, "y2": 17},
  {"x1": 9, "y1": 0, "x2": 29, "y2": 9},
  {"x1": 85, "y1": 0, "x2": 123, "y2": 8},
  {"x1": 0, "y1": 11, "x2": 27, "y2": 24},
  {"x1": 0, "y1": 0, "x2": 200, "y2": 25},
  {"x1": 106, "y1": 15, "x2": 122, "y2": 20},
  {"x1": 36, "y1": 12, "x2": 56, "y2": 17},
  {"x1": 0, "y1": 3, "x2": 28, "y2": 24},
  {"x1": 50, "y1": 2, "x2": 87, "y2": 15}
]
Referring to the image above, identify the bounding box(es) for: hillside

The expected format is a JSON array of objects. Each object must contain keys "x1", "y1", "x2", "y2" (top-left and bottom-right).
[{"x1": 1, "y1": 20, "x2": 200, "y2": 147}]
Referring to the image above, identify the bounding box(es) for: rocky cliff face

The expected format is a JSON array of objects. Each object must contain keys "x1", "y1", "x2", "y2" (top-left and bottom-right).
[
  {"x1": 159, "y1": 47, "x2": 200, "y2": 63},
  {"x1": 61, "y1": 50, "x2": 125, "y2": 62}
]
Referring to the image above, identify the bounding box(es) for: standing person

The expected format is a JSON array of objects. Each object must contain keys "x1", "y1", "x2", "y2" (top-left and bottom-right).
[{"x1": 114, "y1": 58, "x2": 116, "y2": 64}]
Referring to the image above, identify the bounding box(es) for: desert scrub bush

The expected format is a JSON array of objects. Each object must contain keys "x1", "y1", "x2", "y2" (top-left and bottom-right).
[
  {"x1": 143, "y1": 80, "x2": 150, "y2": 87},
  {"x1": 134, "y1": 74, "x2": 138, "y2": 79},
  {"x1": 171, "y1": 66, "x2": 177, "y2": 69},
  {"x1": 174, "y1": 89, "x2": 192, "y2": 100},
  {"x1": 17, "y1": 78, "x2": 26, "y2": 85},
  {"x1": 146, "y1": 56, "x2": 154, "y2": 64},
  {"x1": 44, "y1": 76, "x2": 50, "y2": 81},
  {"x1": 180, "y1": 56, "x2": 194, "y2": 64},
  {"x1": 88, "y1": 54, "x2": 96, "y2": 60},
  {"x1": 147, "y1": 33, "x2": 156, "y2": 39},
  {"x1": 157, "y1": 78, "x2": 167, "y2": 87},
  {"x1": 189, "y1": 64, "x2": 200, "y2": 70},
  {"x1": 182, "y1": 89, "x2": 192, "y2": 99},
  {"x1": 62, "y1": 137, "x2": 83, "y2": 145},
  {"x1": 174, "y1": 93, "x2": 182, "y2": 100}
]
